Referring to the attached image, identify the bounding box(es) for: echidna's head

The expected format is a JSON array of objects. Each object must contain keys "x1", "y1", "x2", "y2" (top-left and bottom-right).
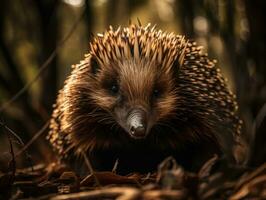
[
  {"x1": 89, "y1": 57, "x2": 178, "y2": 139},
  {"x1": 84, "y1": 24, "x2": 188, "y2": 140}
]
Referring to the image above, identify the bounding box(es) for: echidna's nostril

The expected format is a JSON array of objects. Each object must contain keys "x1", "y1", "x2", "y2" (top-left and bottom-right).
[
  {"x1": 130, "y1": 126, "x2": 136, "y2": 134},
  {"x1": 130, "y1": 124, "x2": 146, "y2": 137}
]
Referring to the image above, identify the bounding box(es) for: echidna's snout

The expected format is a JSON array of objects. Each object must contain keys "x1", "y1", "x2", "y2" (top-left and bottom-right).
[{"x1": 126, "y1": 108, "x2": 147, "y2": 139}]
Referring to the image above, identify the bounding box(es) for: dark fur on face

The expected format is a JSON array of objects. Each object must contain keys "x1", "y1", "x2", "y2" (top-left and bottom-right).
[
  {"x1": 48, "y1": 24, "x2": 245, "y2": 173},
  {"x1": 91, "y1": 58, "x2": 178, "y2": 137}
]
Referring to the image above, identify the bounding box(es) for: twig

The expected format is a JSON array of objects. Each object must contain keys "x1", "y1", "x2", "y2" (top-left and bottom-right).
[
  {"x1": 235, "y1": 163, "x2": 266, "y2": 190},
  {"x1": 253, "y1": 102, "x2": 266, "y2": 137},
  {"x1": 0, "y1": 120, "x2": 25, "y2": 146},
  {"x1": 112, "y1": 159, "x2": 119, "y2": 173},
  {"x1": 1, "y1": 120, "x2": 16, "y2": 177},
  {"x1": 6, "y1": 128, "x2": 16, "y2": 177},
  {"x1": 0, "y1": 119, "x2": 33, "y2": 170},
  {"x1": 198, "y1": 154, "x2": 218, "y2": 178},
  {"x1": 81, "y1": 151, "x2": 101, "y2": 187},
  {"x1": 50, "y1": 187, "x2": 141, "y2": 200},
  {"x1": 0, "y1": 8, "x2": 86, "y2": 113},
  {"x1": 50, "y1": 187, "x2": 186, "y2": 200},
  {"x1": 143, "y1": 190, "x2": 186, "y2": 200},
  {"x1": 15, "y1": 120, "x2": 50, "y2": 157},
  {"x1": 230, "y1": 173, "x2": 266, "y2": 199},
  {"x1": 245, "y1": 102, "x2": 266, "y2": 165}
]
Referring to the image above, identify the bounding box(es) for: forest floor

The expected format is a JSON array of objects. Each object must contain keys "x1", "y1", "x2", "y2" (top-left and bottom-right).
[{"x1": 1, "y1": 155, "x2": 265, "y2": 200}]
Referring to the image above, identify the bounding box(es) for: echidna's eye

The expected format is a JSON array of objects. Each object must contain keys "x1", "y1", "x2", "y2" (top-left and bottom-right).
[
  {"x1": 110, "y1": 84, "x2": 119, "y2": 95},
  {"x1": 153, "y1": 89, "x2": 160, "y2": 98}
]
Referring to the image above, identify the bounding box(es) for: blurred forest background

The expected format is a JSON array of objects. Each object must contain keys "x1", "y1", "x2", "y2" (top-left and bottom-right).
[{"x1": 0, "y1": 0, "x2": 265, "y2": 169}]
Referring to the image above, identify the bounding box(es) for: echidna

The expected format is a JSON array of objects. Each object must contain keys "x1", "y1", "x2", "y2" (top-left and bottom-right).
[{"x1": 48, "y1": 23, "x2": 245, "y2": 174}]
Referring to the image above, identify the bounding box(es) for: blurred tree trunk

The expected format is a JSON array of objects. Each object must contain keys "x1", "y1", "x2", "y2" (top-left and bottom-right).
[
  {"x1": 244, "y1": 0, "x2": 266, "y2": 115},
  {"x1": 85, "y1": 0, "x2": 94, "y2": 40},
  {"x1": 225, "y1": 1, "x2": 248, "y2": 108},
  {"x1": 106, "y1": 0, "x2": 130, "y2": 26},
  {"x1": 35, "y1": 0, "x2": 59, "y2": 115},
  {"x1": 244, "y1": 0, "x2": 266, "y2": 166},
  {"x1": 176, "y1": 0, "x2": 196, "y2": 37}
]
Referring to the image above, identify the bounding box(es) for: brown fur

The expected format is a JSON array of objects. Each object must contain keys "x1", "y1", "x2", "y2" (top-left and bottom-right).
[{"x1": 48, "y1": 24, "x2": 244, "y2": 174}]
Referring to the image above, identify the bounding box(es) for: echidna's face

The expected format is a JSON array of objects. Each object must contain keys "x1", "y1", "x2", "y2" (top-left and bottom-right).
[
  {"x1": 85, "y1": 24, "x2": 187, "y2": 140},
  {"x1": 89, "y1": 57, "x2": 178, "y2": 139}
]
